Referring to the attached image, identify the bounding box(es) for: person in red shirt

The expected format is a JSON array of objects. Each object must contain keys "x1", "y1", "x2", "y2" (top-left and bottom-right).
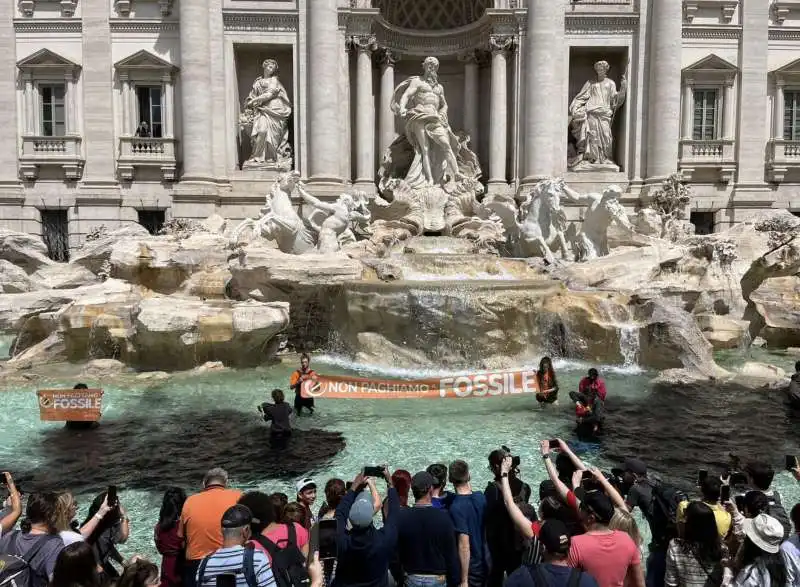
[
  {"x1": 290, "y1": 353, "x2": 317, "y2": 415},
  {"x1": 578, "y1": 369, "x2": 607, "y2": 402}
]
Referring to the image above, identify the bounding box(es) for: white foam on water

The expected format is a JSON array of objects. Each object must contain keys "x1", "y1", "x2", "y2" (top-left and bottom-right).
[
  {"x1": 315, "y1": 353, "x2": 645, "y2": 378},
  {"x1": 400, "y1": 270, "x2": 519, "y2": 281}
]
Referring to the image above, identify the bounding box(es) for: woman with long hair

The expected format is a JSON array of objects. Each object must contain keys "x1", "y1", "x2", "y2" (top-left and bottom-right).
[
  {"x1": 731, "y1": 514, "x2": 787, "y2": 586},
  {"x1": 665, "y1": 501, "x2": 728, "y2": 586},
  {"x1": 535, "y1": 356, "x2": 559, "y2": 406},
  {"x1": 153, "y1": 487, "x2": 186, "y2": 587},
  {"x1": 116, "y1": 559, "x2": 160, "y2": 587},
  {"x1": 51, "y1": 542, "x2": 101, "y2": 587},
  {"x1": 81, "y1": 491, "x2": 130, "y2": 579},
  {"x1": 317, "y1": 479, "x2": 346, "y2": 521},
  {"x1": 609, "y1": 508, "x2": 643, "y2": 550},
  {"x1": 55, "y1": 492, "x2": 83, "y2": 546}
]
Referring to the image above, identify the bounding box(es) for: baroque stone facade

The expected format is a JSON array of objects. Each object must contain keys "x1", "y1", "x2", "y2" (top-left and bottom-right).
[{"x1": 2, "y1": 0, "x2": 800, "y2": 257}]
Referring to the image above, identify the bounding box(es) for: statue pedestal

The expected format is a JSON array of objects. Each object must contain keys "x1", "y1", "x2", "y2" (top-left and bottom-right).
[{"x1": 563, "y1": 170, "x2": 631, "y2": 198}]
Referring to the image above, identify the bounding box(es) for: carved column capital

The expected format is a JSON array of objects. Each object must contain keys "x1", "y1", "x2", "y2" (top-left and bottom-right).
[
  {"x1": 458, "y1": 49, "x2": 489, "y2": 67},
  {"x1": 489, "y1": 34, "x2": 516, "y2": 54},
  {"x1": 347, "y1": 34, "x2": 377, "y2": 54},
  {"x1": 376, "y1": 48, "x2": 398, "y2": 68}
]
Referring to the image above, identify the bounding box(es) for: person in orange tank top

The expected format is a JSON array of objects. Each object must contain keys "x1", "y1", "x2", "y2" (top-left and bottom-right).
[
  {"x1": 290, "y1": 353, "x2": 317, "y2": 415},
  {"x1": 535, "y1": 356, "x2": 559, "y2": 406}
]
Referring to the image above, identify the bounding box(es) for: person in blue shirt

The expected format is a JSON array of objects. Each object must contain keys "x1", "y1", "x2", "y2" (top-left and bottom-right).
[
  {"x1": 428, "y1": 464, "x2": 455, "y2": 510},
  {"x1": 333, "y1": 468, "x2": 399, "y2": 587},
  {"x1": 448, "y1": 460, "x2": 488, "y2": 587},
  {"x1": 505, "y1": 519, "x2": 599, "y2": 587}
]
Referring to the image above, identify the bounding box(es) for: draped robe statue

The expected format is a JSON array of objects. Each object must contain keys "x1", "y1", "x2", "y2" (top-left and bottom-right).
[
  {"x1": 568, "y1": 60, "x2": 626, "y2": 172},
  {"x1": 240, "y1": 59, "x2": 292, "y2": 170}
]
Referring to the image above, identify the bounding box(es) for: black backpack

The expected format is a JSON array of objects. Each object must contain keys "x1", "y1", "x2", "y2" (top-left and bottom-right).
[
  {"x1": 0, "y1": 532, "x2": 56, "y2": 587},
  {"x1": 764, "y1": 491, "x2": 792, "y2": 540},
  {"x1": 252, "y1": 525, "x2": 310, "y2": 587},
  {"x1": 197, "y1": 544, "x2": 258, "y2": 587},
  {"x1": 526, "y1": 564, "x2": 582, "y2": 587},
  {"x1": 649, "y1": 481, "x2": 688, "y2": 548}
]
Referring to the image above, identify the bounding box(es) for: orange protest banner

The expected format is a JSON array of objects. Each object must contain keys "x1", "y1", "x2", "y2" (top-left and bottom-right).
[
  {"x1": 301, "y1": 370, "x2": 541, "y2": 400},
  {"x1": 37, "y1": 389, "x2": 104, "y2": 422}
]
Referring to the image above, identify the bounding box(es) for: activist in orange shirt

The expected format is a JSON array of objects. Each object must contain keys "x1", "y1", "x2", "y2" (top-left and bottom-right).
[
  {"x1": 178, "y1": 467, "x2": 242, "y2": 583},
  {"x1": 290, "y1": 352, "x2": 317, "y2": 415}
]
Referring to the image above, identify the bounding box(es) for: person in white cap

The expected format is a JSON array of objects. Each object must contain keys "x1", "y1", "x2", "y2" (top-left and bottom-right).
[
  {"x1": 296, "y1": 478, "x2": 317, "y2": 529},
  {"x1": 731, "y1": 513, "x2": 788, "y2": 586}
]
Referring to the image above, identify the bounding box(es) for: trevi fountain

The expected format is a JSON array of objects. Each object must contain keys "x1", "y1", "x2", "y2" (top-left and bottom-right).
[{"x1": 1, "y1": 53, "x2": 799, "y2": 560}]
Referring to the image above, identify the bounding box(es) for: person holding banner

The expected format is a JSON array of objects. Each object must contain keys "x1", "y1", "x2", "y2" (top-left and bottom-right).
[
  {"x1": 290, "y1": 354, "x2": 318, "y2": 416},
  {"x1": 535, "y1": 357, "x2": 560, "y2": 406}
]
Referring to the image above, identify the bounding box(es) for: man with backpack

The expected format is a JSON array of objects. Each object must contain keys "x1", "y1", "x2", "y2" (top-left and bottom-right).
[
  {"x1": 622, "y1": 458, "x2": 685, "y2": 587},
  {"x1": 505, "y1": 519, "x2": 599, "y2": 587},
  {"x1": 0, "y1": 492, "x2": 64, "y2": 587},
  {"x1": 743, "y1": 460, "x2": 792, "y2": 539},
  {"x1": 196, "y1": 505, "x2": 276, "y2": 587}
]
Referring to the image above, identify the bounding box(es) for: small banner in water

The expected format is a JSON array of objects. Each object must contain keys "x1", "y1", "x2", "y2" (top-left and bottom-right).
[
  {"x1": 37, "y1": 389, "x2": 104, "y2": 421},
  {"x1": 301, "y1": 370, "x2": 541, "y2": 399}
]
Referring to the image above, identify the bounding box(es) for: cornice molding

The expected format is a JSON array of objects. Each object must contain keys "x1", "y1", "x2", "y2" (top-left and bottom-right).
[
  {"x1": 222, "y1": 11, "x2": 299, "y2": 32},
  {"x1": 769, "y1": 27, "x2": 800, "y2": 41},
  {"x1": 682, "y1": 24, "x2": 741, "y2": 39},
  {"x1": 565, "y1": 15, "x2": 639, "y2": 35},
  {"x1": 14, "y1": 18, "x2": 82, "y2": 33},
  {"x1": 109, "y1": 19, "x2": 178, "y2": 33}
]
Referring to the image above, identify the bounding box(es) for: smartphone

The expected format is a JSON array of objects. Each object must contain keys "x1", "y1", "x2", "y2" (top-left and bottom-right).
[
  {"x1": 107, "y1": 485, "x2": 118, "y2": 508},
  {"x1": 548, "y1": 439, "x2": 560, "y2": 450},
  {"x1": 216, "y1": 575, "x2": 237, "y2": 587},
  {"x1": 317, "y1": 518, "x2": 337, "y2": 560},
  {"x1": 785, "y1": 455, "x2": 798, "y2": 471},
  {"x1": 720, "y1": 485, "x2": 731, "y2": 503},
  {"x1": 363, "y1": 466, "x2": 384, "y2": 478},
  {"x1": 698, "y1": 470, "x2": 708, "y2": 484}
]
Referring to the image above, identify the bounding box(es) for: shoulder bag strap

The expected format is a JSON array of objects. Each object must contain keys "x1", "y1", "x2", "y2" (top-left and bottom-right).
[
  {"x1": 243, "y1": 544, "x2": 258, "y2": 587},
  {"x1": 196, "y1": 555, "x2": 212, "y2": 587},
  {"x1": 253, "y1": 534, "x2": 282, "y2": 561},
  {"x1": 286, "y1": 523, "x2": 297, "y2": 547},
  {"x1": 533, "y1": 565, "x2": 552, "y2": 587}
]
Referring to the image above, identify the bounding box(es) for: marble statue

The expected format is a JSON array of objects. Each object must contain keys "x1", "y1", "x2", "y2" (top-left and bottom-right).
[
  {"x1": 568, "y1": 60, "x2": 627, "y2": 172},
  {"x1": 229, "y1": 172, "x2": 371, "y2": 254},
  {"x1": 239, "y1": 59, "x2": 293, "y2": 170},
  {"x1": 300, "y1": 187, "x2": 372, "y2": 253},
  {"x1": 561, "y1": 183, "x2": 634, "y2": 261},
  {"x1": 485, "y1": 179, "x2": 572, "y2": 264}
]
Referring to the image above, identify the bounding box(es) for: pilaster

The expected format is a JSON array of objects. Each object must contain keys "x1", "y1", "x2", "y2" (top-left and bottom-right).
[
  {"x1": 0, "y1": 0, "x2": 20, "y2": 190},
  {"x1": 489, "y1": 35, "x2": 513, "y2": 189},
  {"x1": 459, "y1": 50, "x2": 482, "y2": 152}
]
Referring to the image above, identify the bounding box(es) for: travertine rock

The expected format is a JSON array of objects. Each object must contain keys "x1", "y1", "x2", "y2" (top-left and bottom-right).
[
  {"x1": 0, "y1": 259, "x2": 39, "y2": 293},
  {"x1": 31, "y1": 263, "x2": 98, "y2": 290},
  {"x1": 748, "y1": 275, "x2": 800, "y2": 348},
  {"x1": 70, "y1": 224, "x2": 151, "y2": 274},
  {"x1": 0, "y1": 229, "x2": 53, "y2": 273}
]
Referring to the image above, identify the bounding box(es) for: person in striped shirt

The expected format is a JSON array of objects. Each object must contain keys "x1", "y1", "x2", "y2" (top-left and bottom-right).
[{"x1": 196, "y1": 505, "x2": 276, "y2": 587}]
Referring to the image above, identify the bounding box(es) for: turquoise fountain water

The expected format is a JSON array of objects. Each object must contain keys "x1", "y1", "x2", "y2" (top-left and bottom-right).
[{"x1": 1, "y1": 349, "x2": 798, "y2": 563}]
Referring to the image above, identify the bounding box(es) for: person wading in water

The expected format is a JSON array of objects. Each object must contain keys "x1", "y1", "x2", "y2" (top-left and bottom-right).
[{"x1": 290, "y1": 353, "x2": 317, "y2": 416}]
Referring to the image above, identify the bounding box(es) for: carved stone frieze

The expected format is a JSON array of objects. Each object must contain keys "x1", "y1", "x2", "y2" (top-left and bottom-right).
[{"x1": 222, "y1": 12, "x2": 299, "y2": 32}]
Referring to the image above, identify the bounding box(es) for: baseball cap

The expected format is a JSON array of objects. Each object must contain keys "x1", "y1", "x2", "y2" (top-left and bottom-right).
[
  {"x1": 539, "y1": 480, "x2": 557, "y2": 500},
  {"x1": 742, "y1": 514, "x2": 783, "y2": 554},
  {"x1": 624, "y1": 458, "x2": 647, "y2": 476},
  {"x1": 221, "y1": 504, "x2": 253, "y2": 529},
  {"x1": 538, "y1": 519, "x2": 571, "y2": 555},
  {"x1": 348, "y1": 493, "x2": 374, "y2": 528},
  {"x1": 296, "y1": 477, "x2": 316, "y2": 494},
  {"x1": 577, "y1": 490, "x2": 615, "y2": 525},
  {"x1": 411, "y1": 471, "x2": 434, "y2": 496}
]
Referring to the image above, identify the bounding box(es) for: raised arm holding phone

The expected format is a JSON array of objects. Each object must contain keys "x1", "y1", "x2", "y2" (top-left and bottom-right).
[{"x1": 0, "y1": 472, "x2": 22, "y2": 534}]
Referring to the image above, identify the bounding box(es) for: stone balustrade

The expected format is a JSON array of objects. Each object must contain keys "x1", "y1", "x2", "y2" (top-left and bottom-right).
[
  {"x1": 767, "y1": 139, "x2": 800, "y2": 183},
  {"x1": 19, "y1": 135, "x2": 84, "y2": 181},
  {"x1": 679, "y1": 138, "x2": 736, "y2": 184},
  {"x1": 117, "y1": 136, "x2": 177, "y2": 182}
]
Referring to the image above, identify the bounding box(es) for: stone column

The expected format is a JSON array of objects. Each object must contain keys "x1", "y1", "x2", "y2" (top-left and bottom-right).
[
  {"x1": 120, "y1": 74, "x2": 130, "y2": 136},
  {"x1": 24, "y1": 77, "x2": 35, "y2": 135},
  {"x1": 378, "y1": 48, "x2": 397, "y2": 158},
  {"x1": 0, "y1": 0, "x2": 20, "y2": 187},
  {"x1": 460, "y1": 51, "x2": 480, "y2": 149},
  {"x1": 178, "y1": 0, "x2": 212, "y2": 181},
  {"x1": 489, "y1": 36, "x2": 512, "y2": 187},
  {"x1": 681, "y1": 80, "x2": 693, "y2": 140},
  {"x1": 736, "y1": 0, "x2": 769, "y2": 187},
  {"x1": 308, "y1": 0, "x2": 343, "y2": 183},
  {"x1": 81, "y1": 0, "x2": 117, "y2": 182},
  {"x1": 163, "y1": 74, "x2": 175, "y2": 138},
  {"x1": 774, "y1": 80, "x2": 785, "y2": 140},
  {"x1": 645, "y1": 0, "x2": 682, "y2": 181},
  {"x1": 522, "y1": 0, "x2": 565, "y2": 182},
  {"x1": 352, "y1": 35, "x2": 377, "y2": 188},
  {"x1": 723, "y1": 81, "x2": 735, "y2": 140}
]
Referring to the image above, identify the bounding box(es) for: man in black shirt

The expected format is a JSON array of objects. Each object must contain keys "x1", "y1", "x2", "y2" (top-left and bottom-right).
[
  {"x1": 397, "y1": 471, "x2": 460, "y2": 587},
  {"x1": 484, "y1": 448, "x2": 531, "y2": 587}
]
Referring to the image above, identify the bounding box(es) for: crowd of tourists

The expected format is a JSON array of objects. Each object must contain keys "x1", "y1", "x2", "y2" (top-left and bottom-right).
[{"x1": 2, "y1": 442, "x2": 799, "y2": 587}]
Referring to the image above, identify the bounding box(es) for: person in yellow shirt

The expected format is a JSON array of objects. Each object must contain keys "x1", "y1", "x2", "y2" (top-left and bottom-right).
[{"x1": 676, "y1": 476, "x2": 731, "y2": 539}]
